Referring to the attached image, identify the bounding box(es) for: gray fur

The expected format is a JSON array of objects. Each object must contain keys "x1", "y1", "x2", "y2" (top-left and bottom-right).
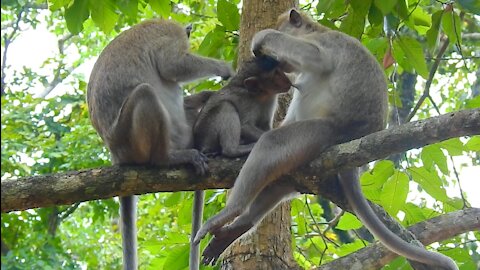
[
  {"x1": 87, "y1": 19, "x2": 232, "y2": 270},
  {"x1": 194, "y1": 9, "x2": 458, "y2": 270}
]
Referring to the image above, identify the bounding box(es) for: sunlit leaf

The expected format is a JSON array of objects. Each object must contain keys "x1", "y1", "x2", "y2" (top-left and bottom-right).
[
  {"x1": 336, "y1": 212, "x2": 362, "y2": 230},
  {"x1": 217, "y1": 0, "x2": 239, "y2": 31},
  {"x1": 65, "y1": 0, "x2": 89, "y2": 34},
  {"x1": 408, "y1": 167, "x2": 449, "y2": 202},
  {"x1": 380, "y1": 171, "x2": 409, "y2": 216},
  {"x1": 421, "y1": 145, "x2": 449, "y2": 175},
  {"x1": 393, "y1": 37, "x2": 429, "y2": 79},
  {"x1": 441, "y1": 11, "x2": 462, "y2": 45},
  {"x1": 89, "y1": 0, "x2": 119, "y2": 34},
  {"x1": 465, "y1": 136, "x2": 480, "y2": 151},
  {"x1": 374, "y1": 0, "x2": 398, "y2": 15}
]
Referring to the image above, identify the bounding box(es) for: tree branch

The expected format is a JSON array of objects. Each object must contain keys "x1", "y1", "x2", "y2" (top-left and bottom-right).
[
  {"x1": 2, "y1": 109, "x2": 478, "y2": 213},
  {"x1": 317, "y1": 207, "x2": 480, "y2": 270}
]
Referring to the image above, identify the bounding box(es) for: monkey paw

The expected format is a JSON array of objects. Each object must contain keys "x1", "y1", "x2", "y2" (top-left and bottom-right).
[
  {"x1": 201, "y1": 223, "x2": 252, "y2": 266},
  {"x1": 190, "y1": 150, "x2": 209, "y2": 176},
  {"x1": 251, "y1": 29, "x2": 281, "y2": 58}
]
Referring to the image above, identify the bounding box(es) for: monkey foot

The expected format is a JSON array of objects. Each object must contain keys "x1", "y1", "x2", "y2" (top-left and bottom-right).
[{"x1": 201, "y1": 223, "x2": 252, "y2": 266}]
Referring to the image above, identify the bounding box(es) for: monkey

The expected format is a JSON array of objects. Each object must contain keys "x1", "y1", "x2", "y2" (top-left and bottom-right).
[
  {"x1": 193, "y1": 9, "x2": 459, "y2": 270},
  {"x1": 193, "y1": 57, "x2": 292, "y2": 157},
  {"x1": 86, "y1": 19, "x2": 233, "y2": 270},
  {"x1": 184, "y1": 90, "x2": 215, "y2": 131},
  {"x1": 187, "y1": 57, "x2": 292, "y2": 270}
]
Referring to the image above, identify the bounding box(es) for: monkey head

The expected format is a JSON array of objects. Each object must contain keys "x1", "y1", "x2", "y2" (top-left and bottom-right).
[{"x1": 243, "y1": 67, "x2": 291, "y2": 98}]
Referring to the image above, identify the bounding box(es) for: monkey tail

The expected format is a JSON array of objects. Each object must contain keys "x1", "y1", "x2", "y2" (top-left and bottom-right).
[
  {"x1": 338, "y1": 168, "x2": 459, "y2": 270},
  {"x1": 190, "y1": 190, "x2": 205, "y2": 270},
  {"x1": 120, "y1": 195, "x2": 138, "y2": 270}
]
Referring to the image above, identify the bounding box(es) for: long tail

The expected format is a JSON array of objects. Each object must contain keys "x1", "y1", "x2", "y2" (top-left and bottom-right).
[
  {"x1": 338, "y1": 169, "x2": 458, "y2": 270},
  {"x1": 120, "y1": 196, "x2": 138, "y2": 270},
  {"x1": 190, "y1": 190, "x2": 205, "y2": 270}
]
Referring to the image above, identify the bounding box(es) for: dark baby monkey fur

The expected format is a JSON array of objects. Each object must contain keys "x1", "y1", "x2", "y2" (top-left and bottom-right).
[
  {"x1": 189, "y1": 57, "x2": 291, "y2": 270},
  {"x1": 194, "y1": 9, "x2": 458, "y2": 270},
  {"x1": 87, "y1": 19, "x2": 232, "y2": 270}
]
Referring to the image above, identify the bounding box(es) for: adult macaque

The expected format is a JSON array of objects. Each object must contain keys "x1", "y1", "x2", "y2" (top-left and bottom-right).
[
  {"x1": 87, "y1": 19, "x2": 232, "y2": 270},
  {"x1": 193, "y1": 9, "x2": 458, "y2": 270},
  {"x1": 188, "y1": 57, "x2": 291, "y2": 270}
]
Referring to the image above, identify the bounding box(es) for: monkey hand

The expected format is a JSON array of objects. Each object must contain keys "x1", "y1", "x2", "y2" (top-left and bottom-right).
[
  {"x1": 251, "y1": 29, "x2": 281, "y2": 59},
  {"x1": 217, "y1": 62, "x2": 234, "y2": 80},
  {"x1": 190, "y1": 150, "x2": 209, "y2": 176}
]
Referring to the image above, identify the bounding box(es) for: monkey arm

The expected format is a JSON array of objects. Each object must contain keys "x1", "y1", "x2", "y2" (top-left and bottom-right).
[
  {"x1": 159, "y1": 53, "x2": 233, "y2": 82},
  {"x1": 240, "y1": 124, "x2": 266, "y2": 142},
  {"x1": 252, "y1": 29, "x2": 333, "y2": 73}
]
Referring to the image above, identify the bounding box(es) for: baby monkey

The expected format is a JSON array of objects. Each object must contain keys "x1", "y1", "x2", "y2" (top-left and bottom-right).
[{"x1": 189, "y1": 57, "x2": 291, "y2": 270}]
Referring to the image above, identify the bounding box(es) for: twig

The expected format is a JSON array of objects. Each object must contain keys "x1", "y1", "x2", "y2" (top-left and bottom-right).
[{"x1": 406, "y1": 37, "x2": 450, "y2": 121}]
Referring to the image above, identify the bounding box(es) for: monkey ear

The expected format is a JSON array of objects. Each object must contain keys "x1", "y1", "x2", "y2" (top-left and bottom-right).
[
  {"x1": 289, "y1": 9, "x2": 302, "y2": 27},
  {"x1": 185, "y1": 24, "x2": 193, "y2": 38},
  {"x1": 244, "y1": 77, "x2": 260, "y2": 92}
]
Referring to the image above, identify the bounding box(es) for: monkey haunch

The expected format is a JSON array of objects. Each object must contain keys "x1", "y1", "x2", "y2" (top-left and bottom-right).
[
  {"x1": 87, "y1": 19, "x2": 232, "y2": 270},
  {"x1": 194, "y1": 9, "x2": 458, "y2": 270}
]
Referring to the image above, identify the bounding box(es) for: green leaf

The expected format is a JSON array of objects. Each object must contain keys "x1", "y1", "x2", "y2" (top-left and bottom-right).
[
  {"x1": 458, "y1": 0, "x2": 480, "y2": 15},
  {"x1": 408, "y1": 167, "x2": 449, "y2": 202},
  {"x1": 438, "y1": 138, "x2": 464, "y2": 156},
  {"x1": 421, "y1": 145, "x2": 449, "y2": 175},
  {"x1": 164, "y1": 192, "x2": 182, "y2": 207},
  {"x1": 336, "y1": 212, "x2": 363, "y2": 230},
  {"x1": 89, "y1": 0, "x2": 119, "y2": 34},
  {"x1": 393, "y1": 37, "x2": 429, "y2": 79},
  {"x1": 426, "y1": 11, "x2": 443, "y2": 50},
  {"x1": 217, "y1": 0, "x2": 240, "y2": 31},
  {"x1": 117, "y1": 0, "x2": 138, "y2": 20},
  {"x1": 162, "y1": 244, "x2": 189, "y2": 270},
  {"x1": 374, "y1": 0, "x2": 398, "y2": 15},
  {"x1": 198, "y1": 28, "x2": 225, "y2": 58},
  {"x1": 368, "y1": 4, "x2": 383, "y2": 26},
  {"x1": 465, "y1": 95, "x2": 480, "y2": 109},
  {"x1": 65, "y1": 0, "x2": 89, "y2": 34},
  {"x1": 149, "y1": 0, "x2": 170, "y2": 18},
  {"x1": 465, "y1": 136, "x2": 480, "y2": 151},
  {"x1": 442, "y1": 11, "x2": 462, "y2": 45},
  {"x1": 335, "y1": 240, "x2": 365, "y2": 256},
  {"x1": 380, "y1": 171, "x2": 409, "y2": 216},
  {"x1": 317, "y1": 0, "x2": 346, "y2": 17},
  {"x1": 339, "y1": 7, "x2": 365, "y2": 39},
  {"x1": 48, "y1": 0, "x2": 72, "y2": 11}
]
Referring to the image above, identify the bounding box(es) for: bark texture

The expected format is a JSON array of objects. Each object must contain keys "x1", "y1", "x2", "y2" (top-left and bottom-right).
[{"x1": 3, "y1": 109, "x2": 478, "y2": 213}]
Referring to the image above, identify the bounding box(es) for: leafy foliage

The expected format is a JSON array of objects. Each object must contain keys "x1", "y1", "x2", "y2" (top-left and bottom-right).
[{"x1": 1, "y1": 0, "x2": 479, "y2": 269}]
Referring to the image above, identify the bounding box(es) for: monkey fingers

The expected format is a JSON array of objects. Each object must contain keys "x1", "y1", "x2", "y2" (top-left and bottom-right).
[
  {"x1": 168, "y1": 149, "x2": 209, "y2": 176},
  {"x1": 201, "y1": 223, "x2": 253, "y2": 266}
]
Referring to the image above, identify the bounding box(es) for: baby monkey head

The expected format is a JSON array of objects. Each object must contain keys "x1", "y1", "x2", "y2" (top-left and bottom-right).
[{"x1": 242, "y1": 57, "x2": 292, "y2": 97}]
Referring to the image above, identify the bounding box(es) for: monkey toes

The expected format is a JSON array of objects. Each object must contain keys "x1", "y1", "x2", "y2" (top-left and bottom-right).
[
  {"x1": 201, "y1": 224, "x2": 252, "y2": 266},
  {"x1": 191, "y1": 150, "x2": 209, "y2": 176}
]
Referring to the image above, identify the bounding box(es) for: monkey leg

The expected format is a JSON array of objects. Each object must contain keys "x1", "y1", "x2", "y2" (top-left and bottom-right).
[
  {"x1": 168, "y1": 149, "x2": 208, "y2": 176},
  {"x1": 217, "y1": 103, "x2": 255, "y2": 157},
  {"x1": 109, "y1": 83, "x2": 169, "y2": 166},
  {"x1": 201, "y1": 183, "x2": 297, "y2": 266},
  {"x1": 194, "y1": 119, "x2": 335, "y2": 245},
  {"x1": 339, "y1": 169, "x2": 459, "y2": 270}
]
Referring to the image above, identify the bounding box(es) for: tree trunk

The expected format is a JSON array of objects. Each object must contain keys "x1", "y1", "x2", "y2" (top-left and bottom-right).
[{"x1": 220, "y1": 1, "x2": 300, "y2": 269}]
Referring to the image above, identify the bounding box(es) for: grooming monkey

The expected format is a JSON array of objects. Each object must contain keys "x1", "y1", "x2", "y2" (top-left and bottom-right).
[
  {"x1": 193, "y1": 9, "x2": 458, "y2": 270},
  {"x1": 87, "y1": 19, "x2": 232, "y2": 270},
  {"x1": 188, "y1": 57, "x2": 291, "y2": 270}
]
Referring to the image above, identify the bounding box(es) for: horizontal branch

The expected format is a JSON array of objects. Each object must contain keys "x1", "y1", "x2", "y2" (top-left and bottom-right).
[
  {"x1": 2, "y1": 108, "x2": 479, "y2": 213},
  {"x1": 318, "y1": 207, "x2": 480, "y2": 270}
]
